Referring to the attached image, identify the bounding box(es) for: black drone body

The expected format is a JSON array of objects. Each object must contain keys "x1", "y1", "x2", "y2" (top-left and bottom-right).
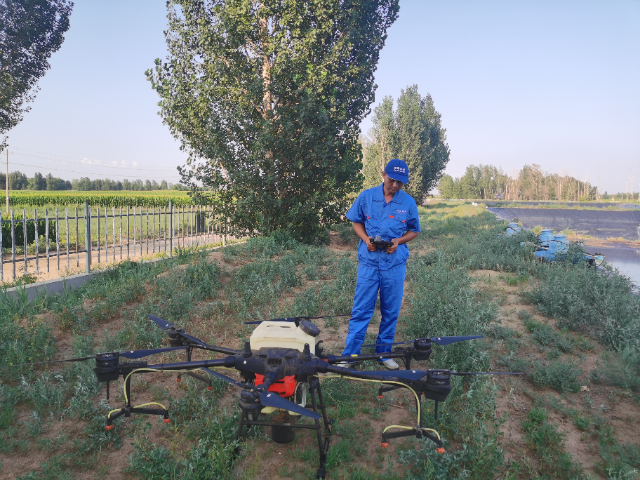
[{"x1": 14, "y1": 314, "x2": 522, "y2": 479}]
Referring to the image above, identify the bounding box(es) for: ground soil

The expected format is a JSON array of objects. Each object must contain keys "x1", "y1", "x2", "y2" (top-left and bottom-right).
[
  {"x1": 471, "y1": 270, "x2": 640, "y2": 479},
  {"x1": 3, "y1": 236, "x2": 639, "y2": 479}
]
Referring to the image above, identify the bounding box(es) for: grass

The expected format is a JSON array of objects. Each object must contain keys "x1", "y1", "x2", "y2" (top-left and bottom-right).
[
  {"x1": 1, "y1": 202, "x2": 639, "y2": 479},
  {"x1": 520, "y1": 406, "x2": 583, "y2": 477}
]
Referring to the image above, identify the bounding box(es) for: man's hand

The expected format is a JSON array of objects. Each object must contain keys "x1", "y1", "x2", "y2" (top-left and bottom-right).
[
  {"x1": 386, "y1": 238, "x2": 399, "y2": 254},
  {"x1": 366, "y1": 237, "x2": 377, "y2": 252}
]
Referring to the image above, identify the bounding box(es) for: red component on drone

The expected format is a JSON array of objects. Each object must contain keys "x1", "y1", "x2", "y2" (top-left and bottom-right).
[{"x1": 254, "y1": 374, "x2": 297, "y2": 398}]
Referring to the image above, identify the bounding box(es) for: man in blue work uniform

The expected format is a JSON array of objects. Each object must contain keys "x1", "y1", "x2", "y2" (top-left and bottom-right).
[{"x1": 342, "y1": 159, "x2": 421, "y2": 370}]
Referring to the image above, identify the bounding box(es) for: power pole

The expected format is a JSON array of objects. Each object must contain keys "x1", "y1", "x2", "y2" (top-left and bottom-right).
[{"x1": 5, "y1": 149, "x2": 8, "y2": 212}]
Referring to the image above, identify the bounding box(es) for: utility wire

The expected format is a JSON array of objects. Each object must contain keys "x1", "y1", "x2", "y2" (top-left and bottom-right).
[
  {"x1": 10, "y1": 161, "x2": 180, "y2": 180},
  {"x1": 11, "y1": 146, "x2": 181, "y2": 171},
  {"x1": 11, "y1": 150, "x2": 180, "y2": 172}
]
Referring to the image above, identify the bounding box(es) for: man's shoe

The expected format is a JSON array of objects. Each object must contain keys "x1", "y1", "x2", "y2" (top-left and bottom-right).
[
  {"x1": 335, "y1": 361, "x2": 356, "y2": 369},
  {"x1": 380, "y1": 359, "x2": 399, "y2": 370}
]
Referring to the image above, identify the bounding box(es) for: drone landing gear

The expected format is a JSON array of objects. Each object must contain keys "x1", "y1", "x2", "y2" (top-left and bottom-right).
[
  {"x1": 175, "y1": 349, "x2": 213, "y2": 390},
  {"x1": 381, "y1": 426, "x2": 444, "y2": 453},
  {"x1": 105, "y1": 371, "x2": 170, "y2": 429},
  {"x1": 377, "y1": 386, "x2": 445, "y2": 453},
  {"x1": 236, "y1": 377, "x2": 333, "y2": 479}
]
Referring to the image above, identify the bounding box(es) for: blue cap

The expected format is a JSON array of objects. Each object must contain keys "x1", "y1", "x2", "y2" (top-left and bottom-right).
[{"x1": 385, "y1": 159, "x2": 409, "y2": 184}]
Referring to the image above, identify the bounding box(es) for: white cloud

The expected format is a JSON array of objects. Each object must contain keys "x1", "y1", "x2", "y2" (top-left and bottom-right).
[{"x1": 81, "y1": 157, "x2": 103, "y2": 165}]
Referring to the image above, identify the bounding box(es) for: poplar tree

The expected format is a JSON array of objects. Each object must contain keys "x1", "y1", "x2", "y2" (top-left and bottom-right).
[
  {"x1": 0, "y1": 0, "x2": 73, "y2": 150},
  {"x1": 362, "y1": 85, "x2": 450, "y2": 201},
  {"x1": 147, "y1": 0, "x2": 399, "y2": 242}
]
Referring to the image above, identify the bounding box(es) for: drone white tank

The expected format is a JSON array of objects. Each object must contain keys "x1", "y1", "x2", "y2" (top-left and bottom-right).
[{"x1": 250, "y1": 321, "x2": 316, "y2": 353}]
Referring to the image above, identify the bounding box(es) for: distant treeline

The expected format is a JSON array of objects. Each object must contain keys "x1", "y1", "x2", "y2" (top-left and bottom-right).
[
  {"x1": 438, "y1": 164, "x2": 600, "y2": 201},
  {"x1": 0, "y1": 171, "x2": 185, "y2": 191}
]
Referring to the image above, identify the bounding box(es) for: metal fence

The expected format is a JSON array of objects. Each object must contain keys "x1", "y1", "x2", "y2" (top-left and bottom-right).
[{"x1": 0, "y1": 201, "x2": 230, "y2": 282}]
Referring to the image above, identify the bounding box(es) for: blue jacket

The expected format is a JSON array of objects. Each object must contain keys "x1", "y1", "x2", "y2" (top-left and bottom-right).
[{"x1": 345, "y1": 184, "x2": 421, "y2": 270}]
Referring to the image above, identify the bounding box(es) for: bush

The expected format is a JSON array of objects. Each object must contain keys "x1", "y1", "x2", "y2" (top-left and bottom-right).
[
  {"x1": 404, "y1": 250, "x2": 496, "y2": 372},
  {"x1": 591, "y1": 347, "x2": 640, "y2": 391},
  {"x1": 521, "y1": 406, "x2": 583, "y2": 477},
  {"x1": 531, "y1": 360, "x2": 581, "y2": 392},
  {"x1": 528, "y1": 262, "x2": 640, "y2": 355}
]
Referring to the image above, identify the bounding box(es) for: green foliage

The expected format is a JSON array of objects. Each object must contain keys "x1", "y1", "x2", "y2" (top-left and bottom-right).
[
  {"x1": 399, "y1": 380, "x2": 505, "y2": 480},
  {"x1": 530, "y1": 360, "x2": 581, "y2": 393},
  {"x1": 1, "y1": 211, "x2": 56, "y2": 248},
  {"x1": 362, "y1": 85, "x2": 450, "y2": 199},
  {"x1": 527, "y1": 261, "x2": 640, "y2": 357},
  {"x1": 521, "y1": 406, "x2": 583, "y2": 478},
  {"x1": 438, "y1": 162, "x2": 597, "y2": 201},
  {"x1": 148, "y1": 0, "x2": 400, "y2": 243},
  {"x1": 404, "y1": 250, "x2": 496, "y2": 372},
  {"x1": 183, "y1": 256, "x2": 221, "y2": 300},
  {"x1": 591, "y1": 347, "x2": 640, "y2": 391},
  {"x1": 0, "y1": 0, "x2": 73, "y2": 142},
  {"x1": 7, "y1": 191, "x2": 193, "y2": 207}
]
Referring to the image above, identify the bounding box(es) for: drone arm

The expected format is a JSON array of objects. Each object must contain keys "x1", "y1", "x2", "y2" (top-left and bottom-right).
[
  {"x1": 144, "y1": 356, "x2": 236, "y2": 372},
  {"x1": 324, "y1": 364, "x2": 411, "y2": 383},
  {"x1": 193, "y1": 345, "x2": 242, "y2": 356},
  {"x1": 323, "y1": 351, "x2": 411, "y2": 364}
]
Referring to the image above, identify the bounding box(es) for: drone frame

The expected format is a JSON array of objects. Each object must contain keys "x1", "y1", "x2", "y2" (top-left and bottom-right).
[{"x1": 12, "y1": 315, "x2": 522, "y2": 480}]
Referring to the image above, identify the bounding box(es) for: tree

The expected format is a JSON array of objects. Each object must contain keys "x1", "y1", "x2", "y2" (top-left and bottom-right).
[
  {"x1": 29, "y1": 171, "x2": 46, "y2": 190},
  {"x1": 0, "y1": 0, "x2": 73, "y2": 151},
  {"x1": 8, "y1": 170, "x2": 27, "y2": 189},
  {"x1": 147, "y1": 0, "x2": 399, "y2": 242},
  {"x1": 361, "y1": 96, "x2": 395, "y2": 190},
  {"x1": 362, "y1": 86, "x2": 450, "y2": 201},
  {"x1": 437, "y1": 174, "x2": 456, "y2": 198}
]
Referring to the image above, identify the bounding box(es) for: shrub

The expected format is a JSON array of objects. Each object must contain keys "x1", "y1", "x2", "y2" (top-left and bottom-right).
[
  {"x1": 522, "y1": 406, "x2": 583, "y2": 478},
  {"x1": 531, "y1": 360, "x2": 581, "y2": 393}
]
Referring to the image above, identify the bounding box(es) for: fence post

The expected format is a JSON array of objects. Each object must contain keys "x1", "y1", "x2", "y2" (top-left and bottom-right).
[
  {"x1": 169, "y1": 200, "x2": 173, "y2": 257},
  {"x1": 0, "y1": 210, "x2": 3, "y2": 282},
  {"x1": 84, "y1": 201, "x2": 91, "y2": 273},
  {"x1": 22, "y1": 208, "x2": 27, "y2": 275}
]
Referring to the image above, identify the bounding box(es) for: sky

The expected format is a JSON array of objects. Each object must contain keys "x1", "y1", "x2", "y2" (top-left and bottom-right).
[{"x1": 5, "y1": 0, "x2": 640, "y2": 193}]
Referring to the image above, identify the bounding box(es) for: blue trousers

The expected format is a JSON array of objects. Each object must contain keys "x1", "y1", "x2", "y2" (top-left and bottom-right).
[{"x1": 342, "y1": 263, "x2": 407, "y2": 359}]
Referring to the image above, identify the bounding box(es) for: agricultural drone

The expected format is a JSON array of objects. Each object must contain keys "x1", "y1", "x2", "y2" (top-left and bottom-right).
[{"x1": 15, "y1": 314, "x2": 522, "y2": 479}]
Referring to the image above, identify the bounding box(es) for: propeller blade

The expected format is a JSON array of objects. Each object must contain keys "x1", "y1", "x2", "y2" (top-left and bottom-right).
[
  {"x1": 148, "y1": 314, "x2": 212, "y2": 347},
  {"x1": 119, "y1": 346, "x2": 189, "y2": 359},
  {"x1": 200, "y1": 367, "x2": 252, "y2": 389},
  {"x1": 10, "y1": 355, "x2": 97, "y2": 367},
  {"x1": 258, "y1": 391, "x2": 322, "y2": 420},
  {"x1": 361, "y1": 335, "x2": 483, "y2": 349},
  {"x1": 244, "y1": 314, "x2": 349, "y2": 325},
  {"x1": 200, "y1": 368, "x2": 321, "y2": 419},
  {"x1": 450, "y1": 371, "x2": 525, "y2": 376},
  {"x1": 430, "y1": 336, "x2": 483, "y2": 346},
  {"x1": 12, "y1": 345, "x2": 191, "y2": 367},
  {"x1": 148, "y1": 314, "x2": 175, "y2": 330},
  {"x1": 180, "y1": 332, "x2": 213, "y2": 348}
]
